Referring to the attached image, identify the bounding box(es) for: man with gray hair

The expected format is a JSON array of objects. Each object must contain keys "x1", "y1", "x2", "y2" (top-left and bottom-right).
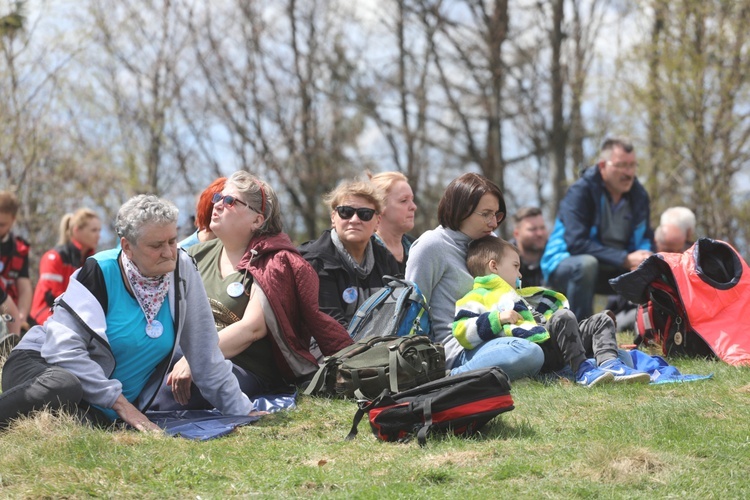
[
  {"x1": 658, "y1": 206, "x2": 696, "y2": 252},
  {"x1": 541, "y1": 137, "x2": 654, "y2": 319}
]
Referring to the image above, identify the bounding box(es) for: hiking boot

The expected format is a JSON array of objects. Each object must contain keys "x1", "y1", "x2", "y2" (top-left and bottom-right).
[
  {"x1": 600, "y1": 358, "x2": 651, "y2": 383},
  {"x1": 575, "y1": 359, "x2": 614, "y2": 388}
]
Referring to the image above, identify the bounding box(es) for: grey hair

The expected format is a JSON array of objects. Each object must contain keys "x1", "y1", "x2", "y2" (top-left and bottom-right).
[
  {"x1": 115, "y1": 194, "x2": 179, "y2": 243},
  {"x1": 660, "y1": 206, "x2": 696, "y2": 233},
  {"x1": 226, "y1": 170, "x2": 282, "y2": 235}
]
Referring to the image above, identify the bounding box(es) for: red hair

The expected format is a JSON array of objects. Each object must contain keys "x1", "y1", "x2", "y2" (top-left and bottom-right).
[{"x1": 195, "y1": 177, "x2": 226, "y2": 231}]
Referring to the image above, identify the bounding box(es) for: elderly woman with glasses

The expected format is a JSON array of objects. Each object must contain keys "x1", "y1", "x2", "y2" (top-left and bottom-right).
[
  {"x1": 405, "y1": 173, "x2": 544, "y2": 381},
  {"x1": 0, "y1": 195, "x2": 254, "y2": 430},
  {"x1": 152, "y1": 170, "x2": 352, "y2": 410},
  {"x1": 300, "y1": 180, "x2": 400, "y2": 327}
]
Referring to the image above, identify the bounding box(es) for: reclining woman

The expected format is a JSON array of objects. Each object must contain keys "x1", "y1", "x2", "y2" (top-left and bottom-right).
[
  {"x1": 0, "y1": 195, "x2": 253, "y2": 430},
  {"x1": 405, "y1": 173, "x2": 544, "y2": 380},
  {"x1": 153, "y1": 171, "x2": 352, "y2": 410},
  {"x1": 299, "y1": 180, "x2": 400, "y2": 327}
]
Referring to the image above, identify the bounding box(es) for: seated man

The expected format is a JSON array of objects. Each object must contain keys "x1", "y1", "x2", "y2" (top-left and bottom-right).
[
  {"x1": 541, "y1": 137, "x2": 654, "y2": 319},
  {"x1": 658, "y1": 206, "x2": 696, "y2": 252},
  {"x1": 510, "y1": 207, "x2": 548, "y2": 287}
]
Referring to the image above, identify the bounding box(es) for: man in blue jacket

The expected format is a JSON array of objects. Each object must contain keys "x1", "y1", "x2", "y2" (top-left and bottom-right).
[{"x1": 541, "y1": 137, "x2": 654, "y2": 319}]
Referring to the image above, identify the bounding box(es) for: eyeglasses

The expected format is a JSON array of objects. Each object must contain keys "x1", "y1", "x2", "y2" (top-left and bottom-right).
[
  {"x1": 335, "y1": 205, "x2": 377, "y2": 221},
  {"x1": 606, "y1": 161, "x2": 638, "y2": 171},
  {"x1": 212, "y1": 193, "x2": 252, "y2": 210},
  {"x1": 473, "y1": 210, "x2": 506, "y2": 225}
]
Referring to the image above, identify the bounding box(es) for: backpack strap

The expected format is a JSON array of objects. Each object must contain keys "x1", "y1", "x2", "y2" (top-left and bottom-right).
[
  {"x1": 303, "y1": 356, "x2": 337, "y2": 396},
  {"x1": 345, "y1": 390, "x2": 388, "y2": 441},
  {"x1": 416, "y1": 397, "x2": 433, "y2": 446}
]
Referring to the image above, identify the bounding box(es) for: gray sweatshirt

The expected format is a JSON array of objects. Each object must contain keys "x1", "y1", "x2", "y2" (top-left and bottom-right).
[{"x1": 405, "y1": 226, "x2": 474, "y2": 368}]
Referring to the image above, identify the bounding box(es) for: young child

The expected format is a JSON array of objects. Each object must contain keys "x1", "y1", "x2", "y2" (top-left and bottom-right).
[{"x1": 453, "y1": 236, "x2": 650, "y2": 386}]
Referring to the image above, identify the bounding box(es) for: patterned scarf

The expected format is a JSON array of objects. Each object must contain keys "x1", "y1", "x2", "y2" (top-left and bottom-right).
[
  {"x1": 330, "y1": 229, "x2": 374, "y2": 280},
  {"x1": 122, "y1": 252, "x2": 171, "y2": 324}
]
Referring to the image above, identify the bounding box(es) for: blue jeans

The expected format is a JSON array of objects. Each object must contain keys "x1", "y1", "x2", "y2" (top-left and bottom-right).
[
  {"x1": 450, "y1": 337, "x2": 544, "y2": 381},
  {"x1": 547, "y1": 255, "x2": 626, "y2": 319}
]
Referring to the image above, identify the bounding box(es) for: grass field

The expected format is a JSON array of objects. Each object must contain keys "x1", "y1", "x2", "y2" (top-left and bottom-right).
[{"x1": 0, "y1": 354, "x2": 748, "y2": 499}]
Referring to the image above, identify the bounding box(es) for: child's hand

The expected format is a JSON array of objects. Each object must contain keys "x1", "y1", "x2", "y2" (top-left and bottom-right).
[{"x1": 498, "y1": 310, "x2": 521, "y2": 325}]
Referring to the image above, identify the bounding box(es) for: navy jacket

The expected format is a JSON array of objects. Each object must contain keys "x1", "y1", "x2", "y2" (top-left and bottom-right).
[{"x1": 541, "y1": 165, "x2": 654, "y2": 281}]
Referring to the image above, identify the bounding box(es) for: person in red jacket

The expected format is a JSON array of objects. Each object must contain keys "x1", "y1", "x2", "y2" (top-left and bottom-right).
[
  {"x1": 0, "y1": 191, "x2": 32, "y2": 328},
  {"x1": 150, "y1": 170, "x2": 353, "y2": 410},
  {"x1": 29, "y1": 208, "x2": 101, "y2": 325}
]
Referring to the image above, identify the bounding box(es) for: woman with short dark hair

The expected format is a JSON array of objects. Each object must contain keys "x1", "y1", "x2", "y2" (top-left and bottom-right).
[{"x1": 405, "y1": 173, "x2": 543, "y2": 380}]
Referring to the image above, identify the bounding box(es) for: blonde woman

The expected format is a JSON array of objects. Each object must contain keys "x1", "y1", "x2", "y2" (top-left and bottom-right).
[
  {"x1": 30, "y1": 208, "x2": 101, "y2": 325},
  {"x1": 368, "y1": 171, "x2": 417, "y2": 274},
  {"x1": 300, "y1": 180, "x2": 400, "y2": 327}
]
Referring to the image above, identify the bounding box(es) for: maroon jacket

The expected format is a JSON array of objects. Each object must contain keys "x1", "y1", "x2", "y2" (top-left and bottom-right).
[{"x1": 237, "y1": 232, "x2": 353, "y2": 382}]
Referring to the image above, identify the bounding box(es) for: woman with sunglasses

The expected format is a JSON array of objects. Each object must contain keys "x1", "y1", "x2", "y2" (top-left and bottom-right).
[
  {"x1": 405, "y1": 173, "x2": 544, "y2": 381},
  {"x1": 0, "y1": 195, "x2": 253, "y2": 430},
  {"x1": 29, "y1": 208, "x2": 102, "y2": 326},
  {"x1": 300, "y1": 180, "x2": 400, "y2": 327},
  {"x1": 368, "y1": 171, "x2": 418, "y2": 275},
  {"x1": 152, "y1": 170, "x2": 352, "y2": 410}
]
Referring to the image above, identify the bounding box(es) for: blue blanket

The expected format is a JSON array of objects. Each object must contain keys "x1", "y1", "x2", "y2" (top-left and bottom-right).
[
  {"x1": 625, "y1": 350, "x2": 713, "y2": 384},
  {"x1": 146, "y1": 391, "x2": 298, "y2": 440}
]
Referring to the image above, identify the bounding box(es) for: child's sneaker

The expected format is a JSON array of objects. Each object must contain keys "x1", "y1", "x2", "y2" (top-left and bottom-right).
[
  {"x1": 599, "y1": 358, "x2": 651, "y2": 383},
  {"x1": 575, "y1": 359, "x2": 614, "y2": 388}
]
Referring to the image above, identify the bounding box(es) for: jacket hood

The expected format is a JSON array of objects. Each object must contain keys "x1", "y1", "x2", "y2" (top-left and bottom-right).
[{"x1": 238, "y1": 232, "x2": 300, "y2": 270}]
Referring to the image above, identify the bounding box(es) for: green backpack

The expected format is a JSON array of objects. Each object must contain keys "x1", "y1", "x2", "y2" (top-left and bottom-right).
[{"x1": 304, "y1": 336, "x2": 446, "y2": 400}]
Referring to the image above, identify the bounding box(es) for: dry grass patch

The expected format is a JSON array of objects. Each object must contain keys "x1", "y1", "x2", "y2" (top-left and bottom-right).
[{"x1": 574, "y1": 445, "x2": 668, "y2": 485}]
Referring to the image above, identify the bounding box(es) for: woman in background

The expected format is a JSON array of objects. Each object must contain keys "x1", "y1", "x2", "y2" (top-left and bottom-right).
[
  {"x1": 368, "y1": 171, "x2": 417, "y2": 275},
  {"x1": 179, "y1": 177, "x2": 226, "y2": 248},
  {"x1": 29, "y1": 208, "x2": 101, "y2": 325}
]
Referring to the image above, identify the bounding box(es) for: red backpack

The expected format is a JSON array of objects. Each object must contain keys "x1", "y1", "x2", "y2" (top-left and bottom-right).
[
  {"x1": 346, "y1": 367, "x2": 514, "y2": 446},
  {"x1": 634, "y1": 281, "x2": 713, "y2": 358}
]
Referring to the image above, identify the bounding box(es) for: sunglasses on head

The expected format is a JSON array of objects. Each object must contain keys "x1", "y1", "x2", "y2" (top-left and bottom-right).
[
  {"x1": 335, "y1": 205, "x2": 377, "y2": 221},
  {"x1": 212, "y1": 193, "x2": 250, "y2": 210}
]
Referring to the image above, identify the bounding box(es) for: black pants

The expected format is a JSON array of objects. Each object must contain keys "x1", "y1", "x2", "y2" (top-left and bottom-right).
[
  {"x1": 539, "y1": 309, "x2": 619, "y2": 374},
  {"x1": 0, "y1": 349, "x2": 109, "y2": 428}
]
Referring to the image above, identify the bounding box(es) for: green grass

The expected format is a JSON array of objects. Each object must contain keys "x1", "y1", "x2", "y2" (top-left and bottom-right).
[{"x1": 0, "y1": 356, "x2": 748, "y2": 499}]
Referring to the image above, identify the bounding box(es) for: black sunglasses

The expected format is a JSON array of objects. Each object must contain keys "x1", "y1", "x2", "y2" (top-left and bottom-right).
[
  {"x1": 335, "y1": 205, "x2": 377, "y2": 222},
  {"x1": 212, "y1": 193, "x2": 251, "y2": 210}
]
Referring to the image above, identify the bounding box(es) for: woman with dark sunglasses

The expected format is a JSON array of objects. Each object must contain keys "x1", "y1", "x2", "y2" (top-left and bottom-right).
[
  {"x1": 151, "y1": 171, "x2": 352, "y2": 410},
  {"x1": 299, "y1": 180, "x2": 400, "y2": 327},
  {"x1": 405, "y1": 173, "x2": 544, "y2": 381}
]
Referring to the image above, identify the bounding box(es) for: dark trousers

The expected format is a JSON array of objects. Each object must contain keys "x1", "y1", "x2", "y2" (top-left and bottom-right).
[
  {"x1": 148, "y1": 347, "x2": 275, "y2": 411},
  {"x1": 0, "y1": 349, "x2": 108, "y2": 428},
  {"x1": 539, "y1": 309, "x2": 619, "y2": 374}
]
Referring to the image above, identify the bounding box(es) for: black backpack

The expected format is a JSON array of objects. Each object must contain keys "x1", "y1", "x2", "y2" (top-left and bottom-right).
[
  {"x1": 346, "y1": 367, "x2": 514, "y2": 446},
  {"x1": 347, "y1": 276, "x2": 432, "y2": 341},
  {"x1": 303, "y1": 336, "x2": 446, "y2": 400},
  {"x1": 634, "y1": 281, "x2": 714, "y2": 358}
]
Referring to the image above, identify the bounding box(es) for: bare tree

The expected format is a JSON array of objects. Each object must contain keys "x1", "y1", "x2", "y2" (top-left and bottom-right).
[
  {"x1": 627, "y1": 0, "x2": 750, "y2": 248},
  {"x1": 189, "y1": 0, "x2": 367, "y2": 240}
]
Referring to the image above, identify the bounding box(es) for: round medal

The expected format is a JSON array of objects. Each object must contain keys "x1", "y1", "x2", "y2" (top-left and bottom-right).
[
  {"x1": 146, "y1": 319, "x2": 164, "y2": 339},
  {"x1": 226, "y1": 282, "x2": 245, "y2": 298},
  {"x1": 342, "y1": 286, "x2": 358, "y2": 304}
]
